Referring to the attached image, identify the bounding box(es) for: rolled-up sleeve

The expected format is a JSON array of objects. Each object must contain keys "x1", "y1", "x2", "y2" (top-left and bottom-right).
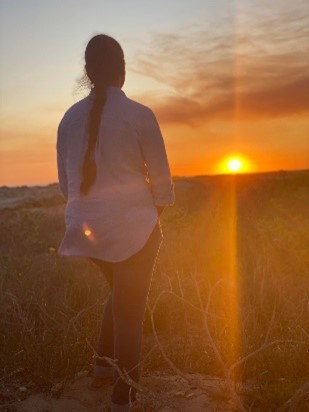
[
  {"x1": 138, "y1": 108, "x2": 175, "y2": 207},
  {"x1": 56, "y1": 120, "x2": 68, "y2": 200}
]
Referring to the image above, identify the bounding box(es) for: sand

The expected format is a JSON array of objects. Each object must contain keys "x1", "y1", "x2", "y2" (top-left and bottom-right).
[{"x1": 2, "y1": 372, "x2": 232, "y2": 412}]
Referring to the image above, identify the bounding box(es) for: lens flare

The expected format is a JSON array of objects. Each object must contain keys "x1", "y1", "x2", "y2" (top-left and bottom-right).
[{"x1": 82, "y1": 223, "x2": 95, "y2": 242}]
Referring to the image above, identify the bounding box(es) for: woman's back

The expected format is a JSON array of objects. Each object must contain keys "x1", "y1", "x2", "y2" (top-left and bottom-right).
[{"x1": 57, "y1": 85, "x2": 174, "y2": 261}]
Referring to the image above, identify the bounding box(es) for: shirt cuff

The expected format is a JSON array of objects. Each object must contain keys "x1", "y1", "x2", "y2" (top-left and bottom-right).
[{"x1": 153, "y1": 184, "x2": 175, "y2": 206}]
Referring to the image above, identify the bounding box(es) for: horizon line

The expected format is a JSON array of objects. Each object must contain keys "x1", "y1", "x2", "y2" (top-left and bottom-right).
[{"x1": 1, "y1": 168, "x2": 308, "y2": 189}]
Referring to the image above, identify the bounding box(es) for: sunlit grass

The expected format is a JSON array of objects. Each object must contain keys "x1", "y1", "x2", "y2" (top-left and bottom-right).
[{"x1": 0, "y1": 171, "x2": 308, "y2": 409}]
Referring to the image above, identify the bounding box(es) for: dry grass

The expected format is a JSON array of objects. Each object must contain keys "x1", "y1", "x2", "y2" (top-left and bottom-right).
[{"x1": 0, "y1": 170, "x2": 308, "y2": 411}]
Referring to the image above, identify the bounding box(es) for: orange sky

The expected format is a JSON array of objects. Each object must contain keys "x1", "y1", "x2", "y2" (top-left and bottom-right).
[{"x1": 0, "y1": 0, "x2": 308, "y2": 186}]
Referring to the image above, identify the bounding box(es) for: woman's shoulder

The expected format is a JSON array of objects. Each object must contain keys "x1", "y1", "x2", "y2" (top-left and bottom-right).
[
  {"x1": 122, "y1": 95, "x2": 157, "y2": 123},
  {"x1": 59, "y1": 95, "x2": 90, "y2": 128}
]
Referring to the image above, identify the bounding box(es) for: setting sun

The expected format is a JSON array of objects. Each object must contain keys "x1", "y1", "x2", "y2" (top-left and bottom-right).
[
  {"x1": 214, "y1": 153, "x2": 255, "y2": 175},
  {"x1": 227, "y1": 158, "x2": 243, "y2": 173}
]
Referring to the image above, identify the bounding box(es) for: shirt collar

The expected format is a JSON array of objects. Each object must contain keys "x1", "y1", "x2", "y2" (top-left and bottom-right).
[{"x1": 88, "y1": 85, "x2": 126, "y2": 101}]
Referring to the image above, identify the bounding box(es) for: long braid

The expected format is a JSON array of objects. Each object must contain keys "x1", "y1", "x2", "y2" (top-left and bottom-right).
[
  {"x1": 80, "y1": 86, "x2": 107, "y2": 195},
  {"x1": 79, "y1": 34, "x2": 125, "y2": 196}
]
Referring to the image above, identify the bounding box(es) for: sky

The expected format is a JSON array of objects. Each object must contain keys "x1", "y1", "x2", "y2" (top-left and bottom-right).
[{"x1": 0, "y1": 0, "x2": 308, "y2": 185}]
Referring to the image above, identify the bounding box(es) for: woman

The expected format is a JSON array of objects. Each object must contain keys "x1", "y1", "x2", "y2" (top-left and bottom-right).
[{"x1": 56, "y1": 34, "x2": 175, "y2": 412}]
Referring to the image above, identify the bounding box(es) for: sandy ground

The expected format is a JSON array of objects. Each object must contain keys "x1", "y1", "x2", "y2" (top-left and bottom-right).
[{"x1": 1, "y1": 372, "x2": 233, "y2": 412}]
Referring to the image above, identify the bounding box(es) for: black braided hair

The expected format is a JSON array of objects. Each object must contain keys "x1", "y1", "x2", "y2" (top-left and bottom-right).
[{"x1": 80, "y1": 34, "x2": 125, "y2": 195}]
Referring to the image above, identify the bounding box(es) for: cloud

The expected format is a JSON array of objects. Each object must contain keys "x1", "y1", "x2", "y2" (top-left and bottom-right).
[{"x1": 131, "y1": 3, "x2": 309, "y2": 125}]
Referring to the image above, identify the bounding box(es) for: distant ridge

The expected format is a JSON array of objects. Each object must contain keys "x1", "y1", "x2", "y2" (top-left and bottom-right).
[{"x1": 0, "y1": 169, "x2": 308, "y2": 212}]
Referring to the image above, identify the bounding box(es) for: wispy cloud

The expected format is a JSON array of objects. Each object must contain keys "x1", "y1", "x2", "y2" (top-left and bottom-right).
[{"x1": 132, "y1": 2, "x2": 309, "y2": 125}]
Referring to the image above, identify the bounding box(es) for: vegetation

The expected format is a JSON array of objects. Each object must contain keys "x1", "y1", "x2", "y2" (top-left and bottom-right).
[{"x1": 1, "y1": 170, "x2": 308, "y2": 410}]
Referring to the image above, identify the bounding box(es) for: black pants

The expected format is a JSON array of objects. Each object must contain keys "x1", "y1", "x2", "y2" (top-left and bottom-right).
[{"x1": 90, "y1": 222, "x2": 162, "y2": 405}]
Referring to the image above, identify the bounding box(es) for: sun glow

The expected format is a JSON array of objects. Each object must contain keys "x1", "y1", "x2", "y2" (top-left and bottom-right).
[
  {"x1": 215, "y1": 153, "x2": 254, "y2": 175},
  {"x1": 227, "y1": 157, "x2": 242, "y2": 173}
]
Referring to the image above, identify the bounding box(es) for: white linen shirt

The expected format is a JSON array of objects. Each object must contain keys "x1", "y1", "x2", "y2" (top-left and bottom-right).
[{"x1": 56, "y1": 85, "x2": 175, "y2": 262}]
